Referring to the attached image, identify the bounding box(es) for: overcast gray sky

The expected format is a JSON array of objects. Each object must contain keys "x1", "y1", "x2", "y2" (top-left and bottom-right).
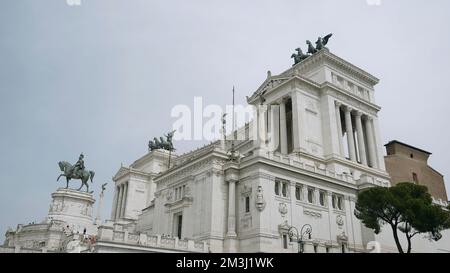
[{"x1": 1, "y1": 0, "x2": 449, "y2": 240}]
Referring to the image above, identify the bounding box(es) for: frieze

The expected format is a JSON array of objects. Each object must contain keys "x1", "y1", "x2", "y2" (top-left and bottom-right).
[
  {"x1": 325, "y1": 87, "x2": 378, "y2": 116},
  {"x1": 303, "y1": 209, "x2": 322, "y2": 218},
  {"x1": 156, "y1": 157, "x2": 226, "y2": 185}
]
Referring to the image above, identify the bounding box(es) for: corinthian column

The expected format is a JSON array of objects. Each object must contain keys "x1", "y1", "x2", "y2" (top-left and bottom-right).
[
  {"x1": 269, "y1": 104, "x2": 280, "y2": 152},
  {"x1": 115, "y1": 184, "x2": 123, "y2": 219},
  {"x1": 226, "y1": 180, "x2": 237, "y2": 237},
  {"x1": 335, "y1": 101, "x2": 344, "y2": 157},
  {"x1": 344, "y1": 106, "x2": 357, "y2": 162},
  {"x1": 279, "y1": 99, "x2": 288, "y2": 154},
  {"x1": 111, "y1": 186, "x2": 119, "y2": 220},
  {"x1": 355, "y1": 111, "x2": 367, "y2": 166},
  {"x1": 120, "y1": 182, "x2": 128, "y2": 219},
  {"x1": 364, "y1": 116, "x2": 378, "y2": 168}
]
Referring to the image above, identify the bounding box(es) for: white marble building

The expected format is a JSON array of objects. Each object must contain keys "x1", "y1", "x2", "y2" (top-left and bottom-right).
[
  {"x1": 101, "y1": 48, "x2": 434, "y2": 253},
  {"x1": 3, "y1": 48, "x2": 449, "y2": 253}
]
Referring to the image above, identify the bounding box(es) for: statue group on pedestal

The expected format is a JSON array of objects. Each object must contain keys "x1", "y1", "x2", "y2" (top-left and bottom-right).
[
  {"x1": 291, "y1": 33, "x2": 333, "y2": 65},
  {"x1": 148, "y1": 130, "x2": 176, "y2": 152},
  {"x1": 57, "y1": 153, "x2": 95, "y2": 193}
]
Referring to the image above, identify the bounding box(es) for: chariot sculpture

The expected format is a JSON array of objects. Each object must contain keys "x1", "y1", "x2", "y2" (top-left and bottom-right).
[
  {"x1": 291, "y1": 33, "x2": 333, "y2": 65},
  {"x1": 148, "y1": 130, "x2": 176, "y2": 151}
]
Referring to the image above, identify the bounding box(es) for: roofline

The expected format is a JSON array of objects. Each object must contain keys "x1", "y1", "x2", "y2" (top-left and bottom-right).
[{"x1": 384, "y1": 140, "x2": 432, "y2": 155}]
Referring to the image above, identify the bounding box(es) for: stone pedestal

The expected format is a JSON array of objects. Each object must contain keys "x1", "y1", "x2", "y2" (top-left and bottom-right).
[{"x1": 47, "y1": 188, "x2": 96, "y2": 235}]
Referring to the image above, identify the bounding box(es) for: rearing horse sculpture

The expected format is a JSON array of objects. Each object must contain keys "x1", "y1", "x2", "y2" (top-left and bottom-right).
[{"x1": 57, "y1": 161, "x2": 95, "y2": 192}]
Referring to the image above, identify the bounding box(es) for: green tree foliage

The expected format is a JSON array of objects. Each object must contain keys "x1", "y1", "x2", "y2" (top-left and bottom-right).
[{"x1": 355, "y1": 182, "x2": 450, "y2": 253}]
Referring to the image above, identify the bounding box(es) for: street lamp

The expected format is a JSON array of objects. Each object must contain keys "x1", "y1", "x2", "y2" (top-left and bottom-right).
[{"x1": 288, "y1": 224, "x2": 312, "y2": 253}]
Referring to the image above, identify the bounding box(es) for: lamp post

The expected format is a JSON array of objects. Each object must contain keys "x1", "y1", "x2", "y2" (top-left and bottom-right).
[{"x1": 288, "y1": 224, "x2": 312, "y2": 253}]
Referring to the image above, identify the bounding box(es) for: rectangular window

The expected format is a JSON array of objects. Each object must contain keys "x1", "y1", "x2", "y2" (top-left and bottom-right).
[
  {"x1": 283, "y1": 234, "x2": 288, "y2": 249},
  {"x1": 332, "y1": 194, "x2": 344, "y2": 210},
  {"x1": 295, "y1": 185, "x2": 302, "y2": 200},
  {"x1": 282, "y1": 182, "x2": 288, "y2": 197},
  {"x1": 308, "y1": 188, "x2": 314, "y2": 204},
  {"x1": 175, "y1": 214, "x2": 183, "y2": 239},
  {"x1": 275, "y1": 181, "x2": 280, "y2": 196},
  {"x1": 319, "y1": 191, "x2": 325, "y2": 206},
  {"x1": 245, "y1": 196, "x2": 250, "y2": 213}
]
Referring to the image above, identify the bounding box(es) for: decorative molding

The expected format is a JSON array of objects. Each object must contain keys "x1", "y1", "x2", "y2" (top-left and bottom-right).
[
  {"x1": 336, "y1": 215, "x2": 344, "y2": 227},
  {"x1": 303, "y1": 209, "x2": 322, "y2": 218},
  {"x1": 278, "y1": 203, "x2": 288, "y2": 217},
  {"x1": 255, "y1": 186, "x2": 266, "y2": 212}
]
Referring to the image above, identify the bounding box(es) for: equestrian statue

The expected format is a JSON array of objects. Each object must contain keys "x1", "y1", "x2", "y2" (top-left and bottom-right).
[{"x1": 57, "y1": 153, "x2": 95, "y2": 193}]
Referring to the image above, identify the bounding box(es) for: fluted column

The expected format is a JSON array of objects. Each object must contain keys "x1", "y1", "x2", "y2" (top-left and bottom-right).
[
  {"x1": 335, "y1": 101, "x2": 344, "y2": 157},
  {"x1": 120, "y1": 182, "x2": 128, "y2": 218},
  {"x1": 224, "y1": 164, "x2": 239, "y2": 252},
  {"x1": 270, "y1": 104, "x2": 280, "y2": 152},
  {"x1": 326, "y1": 191, "x2": 333, "y2": 241},
  {"x1": 226, "y1": 181, "x2": 237, "y2": 237},
  {"x1": 355, "y1": 111, "x2": 367, "y2": 166},
  {"x1": 279, "y1": 99, "x2": 288, "y2": 154},
  {"x1": 111, "y1": 186, "x2": 119, "y2": 220},
  {"x1": 364, "y1": 116, "x2": 378, "y2": 168},
  {"x1": 115, "y1": 184, "x2": 123, "y2": 219},
  {"x1": 344, "y1": 106, "x2": 357, "y2": 162},
  {"x1": 291, "y1": 92, "x2": 301, "y2": 153}
]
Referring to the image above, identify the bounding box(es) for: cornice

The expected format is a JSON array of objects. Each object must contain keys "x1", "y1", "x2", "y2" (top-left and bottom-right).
[
  {"x1": 130, "y1": 149, "x2": 176, "y2": 169},
  {"x1": 239, "y1": 154, "x2": 359, "y2": 191},
  {"x1": 321, "y1": 83, "x2": 381, "y2": 113},
  {"x1": 248, "y1": 48, "x2": 379, "y2": 104},
  {"x1": 112, "y1": 166, "x2": 153, "y2": 182},
  {"x1": 154, "y1": 151, "x2": 228, "y2": 184},
  {"x1": 288, "y1": 49, "x2": 379, "y2": 86}
]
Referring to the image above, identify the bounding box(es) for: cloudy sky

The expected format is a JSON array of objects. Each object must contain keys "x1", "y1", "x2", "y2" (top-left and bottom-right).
[{"x1": 1, "y1": 0, "x2": 449, "y2": 240}]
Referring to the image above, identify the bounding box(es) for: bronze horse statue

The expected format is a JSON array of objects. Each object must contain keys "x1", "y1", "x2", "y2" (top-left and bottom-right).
[
  {"x1": 148, "y1": 130, "x2": 176, "y2": 151},
  {"x1": 57, "y1": 161, "x2": 95, "y2": 192}
]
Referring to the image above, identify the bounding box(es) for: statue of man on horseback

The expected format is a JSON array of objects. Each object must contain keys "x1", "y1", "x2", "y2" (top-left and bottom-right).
[
  {"x1": 57, "y1": 153, "x2": 95, "y2": 193},
  {"x1": 72, "y1": 153, "x2": 85, "y2": 178}
]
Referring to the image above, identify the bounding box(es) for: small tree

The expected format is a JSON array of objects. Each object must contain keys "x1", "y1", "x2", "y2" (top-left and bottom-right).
[{"x1": 355, "y1": 182, "x2": 450, "y2": 253}]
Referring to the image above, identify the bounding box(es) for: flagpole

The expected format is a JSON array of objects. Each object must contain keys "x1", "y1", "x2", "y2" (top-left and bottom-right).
[
  {"x1": 232, "y1": 86, "x2": 235, "y2": 135},
  {"x1": 231, "y1": 86, "x2": 236, "y2": 155}
]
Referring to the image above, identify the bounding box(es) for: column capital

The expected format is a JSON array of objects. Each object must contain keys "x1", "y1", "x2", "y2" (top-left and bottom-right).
[
  {"x1": 363, "y1": 115, "x2": 373, "y2": 121},
  {"x1": 344, "y1": 105, "x2": 353, "y2": 113},
  {"x1": 355, "y1": 111, "x2": 363, "y2": 118},
  {"x1": 334, "y1": 101, "x2": 342, "y2": 107}
]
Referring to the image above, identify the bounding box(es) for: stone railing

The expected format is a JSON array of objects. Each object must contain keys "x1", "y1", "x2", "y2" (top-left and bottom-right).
[
  {"x1": 97, "y1": 225, "x2": 208, "y2": 253},
  {"x1": 0, "y1": 246, "x2": 52, "y2": 253},
  {"x1": 265, "y1": 151, "x2": 389, "y2": 187}
]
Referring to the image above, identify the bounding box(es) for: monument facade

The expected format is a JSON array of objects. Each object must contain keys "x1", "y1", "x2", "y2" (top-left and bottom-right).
[{"x1": 2, "y1": 37, "x2": 449, "y2": 253}]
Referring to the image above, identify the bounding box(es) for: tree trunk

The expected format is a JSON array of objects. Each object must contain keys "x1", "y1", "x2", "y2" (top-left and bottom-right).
[
  {"x1": 405, "y1": 223, "x2": 412, "y2": 253},
  {"x1": 391, "y1": 224, "x2": 404, "y2": 253},
  {"x1": 406, "y1": 235, "x2": 412, "y2": 253}
]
